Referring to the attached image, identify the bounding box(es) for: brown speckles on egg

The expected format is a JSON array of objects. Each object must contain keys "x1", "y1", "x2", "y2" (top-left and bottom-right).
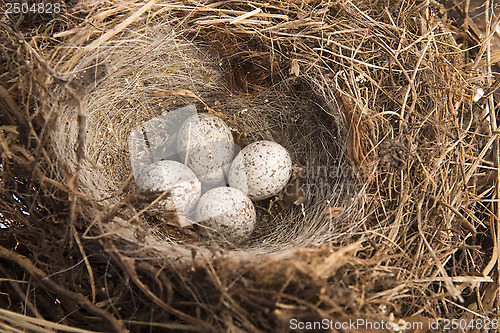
[
  {"x1": 136, "y1": 160, "x2": 201, "y2": 214},
  {"x1": 228, "y1": 140, "x2": 292, "y2": 201},
  {"x1": 196, "y1": 187, "x2": 256, "y2": 242}
]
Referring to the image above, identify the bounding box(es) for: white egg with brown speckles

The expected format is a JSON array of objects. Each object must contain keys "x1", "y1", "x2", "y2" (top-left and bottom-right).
[
  {"x1": 196, "y1": 187, "x2": 256, "y2": 242},
  {"x1": 177, "y1": 113, "x2": 235, "y2": 186},
  {"x1": 136, "y1": 160, "x2": 201, "y2": 214},
  {"x1": 228, "y1": 140, "x2": 292, "y2": 200}
]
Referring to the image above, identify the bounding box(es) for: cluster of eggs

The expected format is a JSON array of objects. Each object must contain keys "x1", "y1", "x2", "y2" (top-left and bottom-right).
[{"x1": 135, "y1": 112, "x2": 292, "y2": 243}]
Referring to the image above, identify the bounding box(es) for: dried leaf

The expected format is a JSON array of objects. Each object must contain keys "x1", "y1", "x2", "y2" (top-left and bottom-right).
[
  {"x1": 290, "y1": 59, "x2": 300, "y2": 76},
  {"x1": 323, "y1": 206, "x2": 343, "y2": 220}
]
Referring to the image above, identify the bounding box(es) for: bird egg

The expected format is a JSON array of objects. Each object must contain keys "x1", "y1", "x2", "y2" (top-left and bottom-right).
[
  {"x1": 177, "y1": 113, "x2": 235, "y2": 186},
  {"x1": 196, "y1": 187, "x2": 256, "y2": 242},
  {"x1": 228, "y1": 140, "x2": 292, "y2": 200},
  {"x1": 136, "y1": 160, "x2": 201, "y2": 214}
]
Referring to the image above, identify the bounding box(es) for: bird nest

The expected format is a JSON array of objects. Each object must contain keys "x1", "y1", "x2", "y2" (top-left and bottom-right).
[
  {"x1": 1, "y1": 0, "x2": 499, "y2": 332},
  {"x1": 42, "y1": 0, "x2": 382, "y2": 263}
]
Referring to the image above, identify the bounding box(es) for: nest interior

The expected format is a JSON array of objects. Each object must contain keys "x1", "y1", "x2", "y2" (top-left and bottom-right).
[
  {"x1": 1, "y1": 0, "x2": 500, "y2": 332},
  {"x1": 50, "y1": 22, "x2": 360, "y2": 257}
]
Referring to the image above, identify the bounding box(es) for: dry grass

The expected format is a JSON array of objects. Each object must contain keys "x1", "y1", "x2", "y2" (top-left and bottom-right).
[{"x1": 0, "y1": 0, "x2": 499, "y2": 332}]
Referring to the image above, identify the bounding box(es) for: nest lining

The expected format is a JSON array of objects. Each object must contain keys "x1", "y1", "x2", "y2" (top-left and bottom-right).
[{"x1": 50, "y1": 23, "x2": 365, "y2": 259}]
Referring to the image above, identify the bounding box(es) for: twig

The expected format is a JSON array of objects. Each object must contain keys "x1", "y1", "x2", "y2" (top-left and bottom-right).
[
  {"x1": 0, "y1": 246, "x2": 127, "y2": 333},
  {"x1": 481, "y1": 0, "x2": 500, "y2": 314},
  {"x1": 230, "y1": 7, "x2": 261, "y2": 24},
  {"x1": 16, "y1": 22, "x2": 86, "y2": 247},
  {"x1": 414, "y1": 276, "x2": 493, "y2": 283},
  {"x1": 0, "y1": 265, "x2": 48, "y2": 325},
  {"x1": 0, "y1": 308, "x2": 99, "y2": 333},
  {"x1": 435, "y1": 199, "x2": 476, "y2": 234},
  {"x1": 417, "y1": 197, "x2": 464, "y2": 302},
  {"x1": 125, "y1": 320, "x2": 204, "y2": 332},
  {"x1": 0, "y1": 313, "x2": 53, "y2": 333},
  {"x1": 0, "y1": 85, "x2": 26, "y2": 127},
  {"x1": 71, "y1": 225, "x2": 96, "y2": 304},
  {"x1": 106, "y1": 242, "x2": 216, "y2": 332},
  {"x1": 400, "y1": 27, "x2": 433, "y2": 128},
  {"x1": 85, "y1": 0, "x2": 157, "y2": 51}
]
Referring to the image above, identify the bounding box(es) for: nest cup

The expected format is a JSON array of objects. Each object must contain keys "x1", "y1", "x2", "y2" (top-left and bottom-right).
[{"x1": 50, "y1": 22, "x2": 364, "y2": 260}]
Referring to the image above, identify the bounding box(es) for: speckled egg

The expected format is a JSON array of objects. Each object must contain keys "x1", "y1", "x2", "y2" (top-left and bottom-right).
[
  {"x1": 196, "y1": 187, "x2": 256, "y2": 242},
  {"x1": 136, "y1": 160, "x2": 201, "y2": 214},
  {"x1": 177, "y1": 113, "x2": 235, "y2": 186},
  {"x1": 228, "y1": 140, "x2": 292, "y2": 200}
]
